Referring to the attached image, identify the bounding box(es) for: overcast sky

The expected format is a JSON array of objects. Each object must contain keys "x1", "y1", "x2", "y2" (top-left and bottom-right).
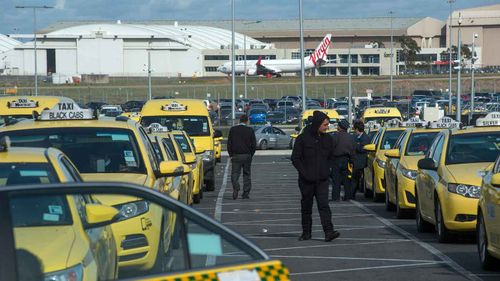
[{"x1": 1, "y1": 0, "x2": 498, "y2": 34}]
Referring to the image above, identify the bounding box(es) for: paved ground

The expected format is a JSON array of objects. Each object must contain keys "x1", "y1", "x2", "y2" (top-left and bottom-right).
[{"x1": 196, "y1": 154, "x2": 500, "y2": 281}]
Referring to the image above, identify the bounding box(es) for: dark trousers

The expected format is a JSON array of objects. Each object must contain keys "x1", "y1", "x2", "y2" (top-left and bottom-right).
[
  {"x1": 299, "y1": 178, "x2": 334, "y2": 234},
  {"x1": 351, "y1": 168, "x2": 364, "y2": 197},
  {"x1": 331, "y1": 157, "x2": 352, "y2": 201},
  {"x1": 231, "y1": 154, "x2": 252, "y2": 195}
]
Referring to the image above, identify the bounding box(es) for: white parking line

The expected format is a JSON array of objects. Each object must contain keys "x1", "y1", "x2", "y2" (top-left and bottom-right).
[
  {"x1": 214, "y1": 158, "x2": 230, "y2": 222},
  {"x1": 262, "y1": 240, "x2": 411, "y2": 252},
  {"x1": 289, "y1": 262, "x2": 442, "y2": 276},
  {"x1": 350, "y1": 200, "x2": 481, "y2": 281},
  {"x1": 247, "y1": 225, "x2": 386, "y2": 236},
  {"x1": 269, "y1": 254, "x2": 442, "y2": 263}
]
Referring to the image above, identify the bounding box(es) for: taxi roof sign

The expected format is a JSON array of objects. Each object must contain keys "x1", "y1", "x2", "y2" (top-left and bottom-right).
[
  {"x1": 400, "y1": 117, "x2": 426, "y2": 128},
  {"x1": 476, "y1": 112, "x2": 500, "y2": 127},
  {"x1": 161, "y1": 101, "x2": 187, "y2": 111},
  {"x1": 385, "y1": 118, "x2": 401, "y2": 128},
  {"x1": 7, "y1": 98, "x2": 38, "y2": 108},
  {"x1": 374, "y1": 108, "x2": 391, "y2": 114},
  {"x1": 147, "y1": 123, "x2": 169, "y2": 133},
  {"x1": 39, "y1": 102, "x2": 95, "y2": 121},
  {"x1": 429, "y1": 117, "x2": 460, "y2": 129},
  {"x1": 365, "y1": 121, "x2": 381, "y2": 130}
]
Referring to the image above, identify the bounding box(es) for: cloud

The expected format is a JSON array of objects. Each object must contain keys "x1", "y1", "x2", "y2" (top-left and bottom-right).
[{"x1": 54, "y1": 0, "x2": 65, "y2": 9}]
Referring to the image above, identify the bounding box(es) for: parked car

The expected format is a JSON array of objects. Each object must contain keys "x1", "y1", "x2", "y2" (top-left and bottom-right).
[
  {"x1": 253, "y1": 125, "x2": 291, "y2": 150},
  {"x1": 249, "y1": 108, "x2": 267, "y2": 124},
  {"x1": 266, "y1": 111, "x2": 287, "y2": 124}
]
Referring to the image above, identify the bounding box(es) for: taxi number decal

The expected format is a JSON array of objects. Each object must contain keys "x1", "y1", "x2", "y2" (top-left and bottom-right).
[
  {"x1": 48, "y1": 205, "x2": 63, "y2": 215},
  {"x1": 43, "y1": 213, "x2": 60, "y2": 222},
  {"x1": 141, "y1": 217, "x2": 152, "y2": 231}
]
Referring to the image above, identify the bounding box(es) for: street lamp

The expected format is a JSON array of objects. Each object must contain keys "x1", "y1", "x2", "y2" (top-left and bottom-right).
[
  {"x1": 299, "y1": 0, "x2": 306, "y2": 110},
  {"x1": 470, "y1": 33, "x2": 478, "y2": 123},
  {"x1": 231, "y1": 0, "x2": 236, "y2": 123},
  {"x1": 447, "y1": 0, "x2": 455, "y2": 114},
  {"x1": 243, "y1": 20, "x2": 261, "y2": 99},
  {"x1": 389, "y1": 11, "x2": 394, "y2": 101},
  {"x1": 456, "y1": 12, "x2": 462, "y2": 122},
  {"x1": 15, "y1": 5, "x2": 53, "y2": 96},
  {"x1": 348, "y1": 36, "x2": 356, "y2": 124}
]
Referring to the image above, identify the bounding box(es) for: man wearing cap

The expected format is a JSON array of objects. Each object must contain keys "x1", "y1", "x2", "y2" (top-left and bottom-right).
[
  {"x1": 292, "y1": 111, "x2": 340, "y2": 242},
  {"x1": 331, "y1": 119, "x2": 355, "y2": 201},
  {"x1": 351, "y1": 120, "x2": 371, "y2": 199}
]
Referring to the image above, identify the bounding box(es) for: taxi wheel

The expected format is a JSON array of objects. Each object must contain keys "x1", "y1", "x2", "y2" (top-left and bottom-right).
[
  {"x1": 153, "y1": 224, "x2": 168, "y2": 272},
  {"x1": 477, "y1": 211, "x2": 498, "y2": 269},
  {"x1": 435, "y1": 200, "x2": 452, "y2": 243},
  {"x1": 395, "y1": 184, "x2": 408, "y2": 219},
  {"x1": 193, "y1": 192, "x2": 201, "y2": 204},
  {"x1": 415, "y1": 194, "x2": 433, "y2": 232},
  {"x1": 372, "y1": 175, "x2": 383, "y2": 202},
  {"x1": 259, "y1": 140, "x2": 268, "y2": 150},
  {"x1": 385, "y1": 189, "x2": 395, "y2": 211}
]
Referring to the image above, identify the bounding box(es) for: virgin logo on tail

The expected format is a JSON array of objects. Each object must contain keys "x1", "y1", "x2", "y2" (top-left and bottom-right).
[{"x1": 309, "y1": 34, "x2": 332, "y2": 66}]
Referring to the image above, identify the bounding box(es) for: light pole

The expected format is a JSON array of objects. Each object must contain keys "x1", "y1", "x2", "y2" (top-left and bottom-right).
[
  {"x1": 348, "y1": 37, "x2": 355, "y2": 124},
  {"x1": 148, "y1": 49, "x2": 152, "y2": 100},
  {"x1": 470, "y1": 33, "x2": 478, "y2": 124},
  {"x1": 15, "y1": 5, "x2": 53, "y2": 96},
  {"x1": 243, "y1": 21, "x2": 261, "y2": 99},
  {"x1": 447, "y1": 0, "x2": 455, "y2": 114},
  {"x1": 390, "y1": 11, "x2": 394, "y2": 101},
  {"x1": 456, "y1": 13, "x2": 462, "y2": 122},
  {"x1": 231, "y1": 0, "x2": 236, "y2": 122},
  {"x1": 299, "y1": 0, "x2": 306, "y2": 110}
]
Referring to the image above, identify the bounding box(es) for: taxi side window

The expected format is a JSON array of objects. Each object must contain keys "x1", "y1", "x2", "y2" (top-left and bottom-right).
[
  {"x1": 493, "y1": 155, "x2": 500, "y2": 174},
  {"x1": 394, "y1": 131, "x2": 407, "y2": 153},
  {"x1": 162, "y1": 138, "x2": 178, "y2": 161},
  {"x1": 60, "y1": 156, "x2": 83, "y2": 182},
  {"x1": 372, "y1": 130, "x2": 382, "y2": 146},
  {"x1": 72, "y1": 195, "x2": 89, "y2": 225},
  {"x1": 137, "y1": 127, "x2": 159, "y2": 171},
  {"x1": 431, "y1": 136, "x2": 445, "y2": 165}
]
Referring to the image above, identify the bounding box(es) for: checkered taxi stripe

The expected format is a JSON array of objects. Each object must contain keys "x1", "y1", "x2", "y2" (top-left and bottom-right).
[{"x1": 145, "y1": 261, "x2": 290, "y2": 281}]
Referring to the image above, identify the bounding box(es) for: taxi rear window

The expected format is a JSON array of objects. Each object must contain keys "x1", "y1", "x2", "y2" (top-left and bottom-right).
[
  {"x1": 173, "y1": 135, "x2": 192, "y2": 153},
  {"x1": 10, "y1": 195, "x2": 72, "y2": 227},
  {"x1": 0, "y1": 163, "x2": 58, "y2": 186},
  {"x1": 405, "y1": 132, "x2": 439, "y2": 156},
  {"x1": 141, "y1": 116, "x2": 210, "y2": 137},
  {"x1": 364, "y1": 117, "x2": 402, "y2": 124},
  {"x1": 1, "y1": 128, "x2": 146, "y2": 174},
  {"x1": 446, "y1": 132, "x2": 500, "y2": 165}
]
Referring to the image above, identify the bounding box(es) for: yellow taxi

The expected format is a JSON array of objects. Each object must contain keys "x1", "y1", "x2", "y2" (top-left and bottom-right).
[
  {"x1": 384, "y1": 117, "x2": 459, "y2": 218},
  {"x1": 0, "y1": 140, "x2": 119, "y2": 280},
  {"x1": 415, "y1": 112, "x2": 500, "y2": 242},
  {"x1": 0, "y1": 182, "x2": 290, "y2": 281},
  {"x1": 0, "y1": 96, "x2": 75, "y2": 126},
  {"x1": 477, "y1": 155, "x2": 500, "y2": 269},
  {"x1": 362, "y1": 107, "x2": 403, "y2": 124},
  {"x1": 214, "y1": 135, "x2": 223, "y2": 163},
  {"x1": 290, "y1": 109, "x2": 339, "y2": 147},
  {"x1": 0, "y1": 101, "x2": 190, "y2": 272},
  {"x1": 363, "y1": 120, "x2": 406, "y2": 201},
  {"x1": 140, "y1": 99, "x2": 222, "y2": 192}
]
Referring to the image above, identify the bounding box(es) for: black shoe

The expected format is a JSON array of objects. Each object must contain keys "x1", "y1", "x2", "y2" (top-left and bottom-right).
[
  {"x1": 325, "y1": 231, "x2": 340, "y2": 242},
  {"x1": 298, "y1": 233, "x2": 312, "y2": 241},
  {"x1": 242, "y1": 193, "x2": 250, "y2": 199},
  {"x1": 232, "y1": 189, "x2": 239, "y2": 200}
]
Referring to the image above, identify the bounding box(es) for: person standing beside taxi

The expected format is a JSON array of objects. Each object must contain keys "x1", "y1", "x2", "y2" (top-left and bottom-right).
[
  {"x1": 292, "y1": 111, "x2": 340, "y2": 242},
  {"x1": 331, "y1": 119, "x2": 355, "y2": 201},
  {"x1": 351, "y1": 120, "x2": 371, "y2": 199}
]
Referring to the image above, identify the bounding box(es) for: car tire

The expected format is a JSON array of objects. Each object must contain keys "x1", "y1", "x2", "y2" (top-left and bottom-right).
[
  {"x1": 259, "y1": 140, "x2": 268, "y2": 150},
  {"x1": 416, "y1": 193, "x2": 433, "y2": 232},
  {"x1": 193, "y1": 192, "x2": 201, "y2": 204},
  {"x1": 436, "y1": 199, "x2": 452, "y2": 243},
  {"x1": 395, "y1": 183, "x2": 407, "y2": 219},
  {"x1": 205, "y1": 178, "x2": 215, "y2": 192},
  {"x1": 152, "y1": 221, "x2": 167, "y2": 273},
  {"x1": 364, "y1": 172, "x2": 373, "y2": 198},
  {"x1": 385, "y1": 188, "x2": 395, "y2": 211},
  {"x1": 477, "y1": 211, "x2": 498, "y2": 269}
]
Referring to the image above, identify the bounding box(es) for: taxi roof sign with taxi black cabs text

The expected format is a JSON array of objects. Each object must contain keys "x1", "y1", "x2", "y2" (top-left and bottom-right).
[
  {"x1": 400, "y1": 117, "x2": 426, "y2": 128},
  {"x1": 40, "y1": 102, "x2": 94, "y2": 121},
  {"x1": 162, "y1": 101, "x2": 187, "y2": 111},
  {"x1": 7, "y1": 98, "x2": 38, "y2": 108},
  {"x1": 429, "y1": 117, "x2": 460, "y2": 129},
  {"x1": 476, "y1": 112, "x2": 500, "y2": 127}
]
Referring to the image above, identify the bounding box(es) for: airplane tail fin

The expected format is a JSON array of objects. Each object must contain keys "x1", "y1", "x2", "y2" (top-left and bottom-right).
[
  {"x1": 256, "y1": 55, "x2": 262, "y2": 66},
  {"x1": 308, "y1": 34, "x2": 332, "y2": 67}
]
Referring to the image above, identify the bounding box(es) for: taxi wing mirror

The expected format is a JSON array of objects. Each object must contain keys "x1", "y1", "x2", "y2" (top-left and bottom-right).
[
  {"x1": 418, "y1": 158, "x2": 437, "y2": 171},
  {"x1": 213, "y1": 130, "x2": 223, "y2": 138},
  {"x1": 185, "y1": 154, "x2": 196, "y2": 164},
  {"x1": 491, "y1": 173, "x2": 500, "y2": 188},
  {"x1": 363, "y1": 144, "x2": 376, "y2": 152},
  {"x1": 384, "y1": 149, "x2": 400, "y2": 159},
  {"x1": 85, "y1": 204, "x2": 119, "y2": 229},
  {"x1": 158, "y1": 161, "x2": 188, "y2": 177}
]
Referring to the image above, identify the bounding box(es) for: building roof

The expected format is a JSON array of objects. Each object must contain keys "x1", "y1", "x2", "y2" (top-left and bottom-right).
[
  {"x1": 42, "y1": 23, "x2": 270, "y2": 50},
  {"x1": 0, "y1": 34, "x2": 20, "y2": 53}
]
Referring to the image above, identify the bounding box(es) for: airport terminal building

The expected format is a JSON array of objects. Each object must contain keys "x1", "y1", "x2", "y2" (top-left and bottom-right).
[{"x1": 0, "y1": 3, "x2": 498, "y2": 78}]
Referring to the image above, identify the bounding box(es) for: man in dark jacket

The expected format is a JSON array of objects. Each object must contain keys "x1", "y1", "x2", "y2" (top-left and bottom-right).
[
  {"x1": 227, "y1": 114, "x2": 257, "y2": 199},
  {"x1": 292, "y1": 111, "x2": 340, "y2": 242},
  {"x1": 331, "y1": 119, "x2": 355, "y2": 201},
  {"x1": 351, "y1": 120, "x2": 371, "y2": 199}
]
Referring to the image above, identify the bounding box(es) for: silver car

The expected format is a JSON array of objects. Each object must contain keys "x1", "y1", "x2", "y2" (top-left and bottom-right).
[{"x1": 253, "y1": 125, "x2": 291, "y2": 150}]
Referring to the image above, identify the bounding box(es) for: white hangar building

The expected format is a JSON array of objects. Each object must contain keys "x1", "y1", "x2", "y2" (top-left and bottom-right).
[{"x1": 1, "y1": 22, "x2": 272, "y2": 78}]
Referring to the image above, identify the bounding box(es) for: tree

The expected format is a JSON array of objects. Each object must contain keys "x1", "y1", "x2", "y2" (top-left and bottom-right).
[{"x1": 398, "y1": 36, "x2": 421, "y2": 72}]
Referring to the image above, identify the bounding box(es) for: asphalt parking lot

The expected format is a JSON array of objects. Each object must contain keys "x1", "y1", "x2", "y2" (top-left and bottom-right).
[{"x1": 197, "y1": 153, "x2": 500, "y2": 281}]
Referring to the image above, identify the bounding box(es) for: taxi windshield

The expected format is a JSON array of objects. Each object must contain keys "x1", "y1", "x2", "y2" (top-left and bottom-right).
[
  {"x1": 364, "y1": 117, "x2": 401, "y2": 124},
  {"x1": 141, "y1": 116, "x2": 210, "y2": 137},
  {"x1": 379, "y1": 130, "x2": 404, "y2": 150},
  {"x1": 2, "y1": 128, "x2": 146, "y2": 174},
  {"x1": 405, "y1": 132, "x2": 439, "y2": 156},
  {"x1": 173, "y1": 135, "x2": 192, "y2": 153},
  {"x1": 446, "y1": 132, "x2": 500, "y2": 165},
  {"x1": 0, "y1": 163, "x2": 58, "y2": 186},
  {"x1": 10, "y1": 195, "x2": 72, "y2": 227}
]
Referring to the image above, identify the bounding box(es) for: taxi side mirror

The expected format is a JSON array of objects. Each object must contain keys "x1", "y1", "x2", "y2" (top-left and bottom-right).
[
  {"x1": 158, "y1": 161, "x2": 188, "y2": 177},
  {"x1": 385, "y1": 149, "x2": 400, "y2": 159},
  {"x1": 213, "y1": 130, "x2": 223, "y2": 138},
  {"x1": 85, "y1": 204, "x2": 119, "y2": 229},
  {"x1": 363, "y1": 144, "x2": 376, "y2": 152},
  {"x1": 185, "y1": 154, "x2": 196, "y2": 164},
  {"x1": 491, "y1": 173, "x2": 500, "y2": 188},
  {"x1": 418, "y1": 158, "x2": 437, "y2": 171}
]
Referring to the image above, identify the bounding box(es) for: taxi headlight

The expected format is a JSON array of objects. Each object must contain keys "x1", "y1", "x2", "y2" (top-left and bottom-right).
[
  {"x1": 115, "y1": 200, "x2": 149, "y2": 221},
  {"x1": 44, "y1": 263, "x2": 83, "y2": 281},
  {"x1": 448, "y1": 183, "x2": 481, "y2": 198},
  {"x1": 401, "y1": 167, "x2": 418, "y2": 180},
  {"x1": 202, "y1": 150, "x2": 214, "y2": 161},
  {"x1": 376, "y1": 158, "x2": 386, "y2": 168}
]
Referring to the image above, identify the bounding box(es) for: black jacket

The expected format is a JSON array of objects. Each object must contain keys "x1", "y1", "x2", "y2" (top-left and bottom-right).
[
  {"x1": 352, "y1": 132, "x2": 371, "y2": 170},
  {"x1": 292, "y1": 111, "x2": 333, "y2": 183},
  {"x1": 331, "y1": 130, "x2": 355, "y2": 159},
  {"x1": 227, "y1": 124, "x2": 256, "y2": 157}
]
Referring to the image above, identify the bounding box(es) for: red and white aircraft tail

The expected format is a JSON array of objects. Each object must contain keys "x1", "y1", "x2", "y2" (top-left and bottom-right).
[{"x1": 307, "y1": 34, "x2": 332, "y2": 67}]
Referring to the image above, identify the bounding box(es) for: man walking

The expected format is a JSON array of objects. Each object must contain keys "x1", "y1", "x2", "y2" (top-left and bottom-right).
[
  {"x1": 331, "y1": 119, "x2": 355, "y2": 201},
  {"x1": 351, "y1": 120, "x2": 371, "y2": 199},
  {"x1": 227, "y1": 114, "x2": 256, "y2": 200},
  {"x1": 292, "y1": 111, "x2": 340, "y2": 242}
]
